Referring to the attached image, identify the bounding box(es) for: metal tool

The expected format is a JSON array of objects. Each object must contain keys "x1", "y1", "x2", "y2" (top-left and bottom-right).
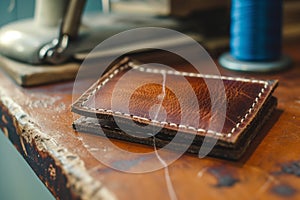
[
  {"x1": 0, "y1": 0, "x2": 229, "y2": 66},
  {"x1": 39, "y1": 0, "x2": 86, "y2": 64}
]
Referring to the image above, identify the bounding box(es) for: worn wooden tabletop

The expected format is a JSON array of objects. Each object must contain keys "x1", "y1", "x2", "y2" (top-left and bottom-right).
[{"x1": 0, "y1": 41, "x2": 299, "y2": 200}]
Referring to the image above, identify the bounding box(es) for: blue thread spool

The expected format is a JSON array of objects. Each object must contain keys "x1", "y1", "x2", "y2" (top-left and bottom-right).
[{"x1": 219, "y1": 0, "x2": 291, "y2": 72}]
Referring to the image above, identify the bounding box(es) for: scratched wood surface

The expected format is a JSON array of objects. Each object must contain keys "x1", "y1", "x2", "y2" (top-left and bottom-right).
[{"x1": 0, "y1": 41, "x2": 300, "y2": 200}]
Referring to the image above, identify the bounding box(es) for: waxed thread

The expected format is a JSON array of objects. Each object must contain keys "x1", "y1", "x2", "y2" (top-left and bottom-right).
[{"x1": 230, "y1": 0, "x2": 283, "y2": 61}]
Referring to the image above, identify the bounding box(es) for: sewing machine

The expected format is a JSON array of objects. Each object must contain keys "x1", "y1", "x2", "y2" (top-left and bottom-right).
[{"x1": 0, "y1": 0, "x2": 229, "y2": 64}]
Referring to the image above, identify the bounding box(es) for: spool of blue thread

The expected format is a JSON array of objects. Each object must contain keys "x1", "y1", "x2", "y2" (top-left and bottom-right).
[{"x1": 219, "y1": 0, "x2": 291, "y2": 72}]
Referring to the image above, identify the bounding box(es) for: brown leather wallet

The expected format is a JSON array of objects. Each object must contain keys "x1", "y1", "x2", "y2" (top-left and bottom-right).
[{"x1": 72, "y1": 57, "x2": 278, "y2": 160}]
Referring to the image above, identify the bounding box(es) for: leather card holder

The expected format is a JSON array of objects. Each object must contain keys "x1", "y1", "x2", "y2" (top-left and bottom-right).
[{"x1": 72, "y1": 57, "x2": 278, "y2": 160}]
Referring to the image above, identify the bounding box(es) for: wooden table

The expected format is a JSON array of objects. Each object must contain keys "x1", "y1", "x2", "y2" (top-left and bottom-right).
[{"x1": 0, "y1": 41, "x2": 299, "y2": 200}]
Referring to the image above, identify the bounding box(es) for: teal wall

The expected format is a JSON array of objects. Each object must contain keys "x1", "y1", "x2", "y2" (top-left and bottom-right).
[
  {"x1": 0, "y1": 131, "x2": 55, "y2": 200},
  {"x1": 0, "y1": 0, "x2": 102, "y2": 26}
]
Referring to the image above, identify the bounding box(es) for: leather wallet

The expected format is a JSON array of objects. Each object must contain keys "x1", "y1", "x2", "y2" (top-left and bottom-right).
[{"x1": 72, "y1": 57, "x2": 278, "y2": 160}]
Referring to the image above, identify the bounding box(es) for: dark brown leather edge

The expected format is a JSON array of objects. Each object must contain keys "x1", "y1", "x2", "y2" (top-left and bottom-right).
[{"x1": 73, "y1": 96, "x2": 277, "y2": 160}]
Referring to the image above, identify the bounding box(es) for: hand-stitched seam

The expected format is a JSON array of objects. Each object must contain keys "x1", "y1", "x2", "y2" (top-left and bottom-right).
[
  {"x1": 226, "y1": 82, "x2": 268, "y2": 138},
  {"x1": 79, "y1": 62, "x2": 269, "y2": 138},
  {"x1": 129, "y1": 62, "x2": 268, "y2": 84}
]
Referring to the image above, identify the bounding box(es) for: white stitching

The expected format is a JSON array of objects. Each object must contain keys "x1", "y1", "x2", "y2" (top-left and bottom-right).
[
  {"x1": 225, "y1": 81, "x2": 269, "y2": 138},
  {"x1": 132, "y1": 63, "x2": 268, "y2": 84},
  {"x1": 79, "y1": 62, "x2": 270, "y2": 138}
]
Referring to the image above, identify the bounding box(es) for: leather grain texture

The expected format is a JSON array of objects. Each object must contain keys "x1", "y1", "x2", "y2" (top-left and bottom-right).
[{"x1": 72, "y1": 57, "x2": 278, "y2": 160}]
